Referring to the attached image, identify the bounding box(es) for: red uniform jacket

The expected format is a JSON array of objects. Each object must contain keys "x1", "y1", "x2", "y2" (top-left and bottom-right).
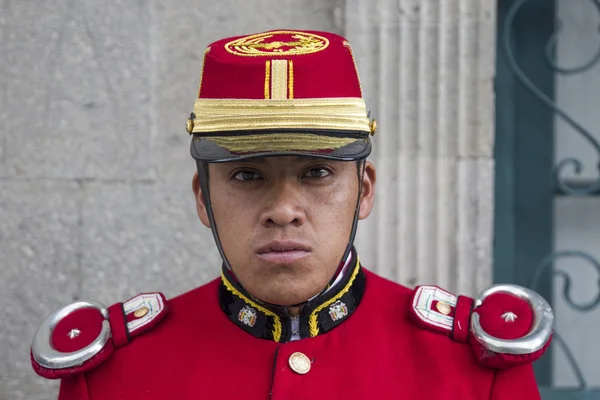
[{"x1": 38, "y1": 257, "x2": 543, "y2": 400}]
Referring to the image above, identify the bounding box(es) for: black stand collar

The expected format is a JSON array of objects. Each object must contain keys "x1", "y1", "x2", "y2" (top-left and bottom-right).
[{"x1": 218, "y1": 249, "x2": 367, "y2": 343}]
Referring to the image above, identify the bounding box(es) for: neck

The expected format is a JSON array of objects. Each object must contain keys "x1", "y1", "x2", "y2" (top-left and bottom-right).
[{"x1": 287, "y1": 307, "x2": 301, "y2": 317}]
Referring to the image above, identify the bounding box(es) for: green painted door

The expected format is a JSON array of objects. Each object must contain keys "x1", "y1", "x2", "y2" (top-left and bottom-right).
[{"x1": 495, "y1": 0, "x2": 600, "y2": 398}]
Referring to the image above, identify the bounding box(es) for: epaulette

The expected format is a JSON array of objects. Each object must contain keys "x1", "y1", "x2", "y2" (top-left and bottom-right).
[
  {"x1": 31, "y1": 292, "x2": 168, "y2": 379},
  {"x1": 409, "y1": 284, "x2": 554, "y2": 369}
]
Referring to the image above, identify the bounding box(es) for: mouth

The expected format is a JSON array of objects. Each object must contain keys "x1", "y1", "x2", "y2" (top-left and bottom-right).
[{"x1": 255, "y1": 240, "x2": 312, "y2": 265}]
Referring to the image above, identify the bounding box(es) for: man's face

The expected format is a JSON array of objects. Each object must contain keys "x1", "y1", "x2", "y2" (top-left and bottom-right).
[{"x1": 193, "y1": 156, "x2": 376, "y2": 306}]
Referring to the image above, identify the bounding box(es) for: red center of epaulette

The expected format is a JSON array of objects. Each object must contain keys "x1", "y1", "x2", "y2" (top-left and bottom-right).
[
  {"x1": 52, "y1": 308, "x2": 104, "y2": 352},
  {"x1": 476, "y1": 293, "x2": 533, "y2": 340}
]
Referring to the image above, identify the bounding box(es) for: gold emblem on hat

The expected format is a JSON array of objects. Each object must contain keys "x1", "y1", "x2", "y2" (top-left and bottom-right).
[{"x1": 225, "y1": 30, "x2": 329, "y2": 57}]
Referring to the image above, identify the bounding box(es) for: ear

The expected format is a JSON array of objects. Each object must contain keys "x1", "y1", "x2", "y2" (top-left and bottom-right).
[
  {"x1": 358, "y1": 161, "x2": 376, "y2": 220},
  {"x1": 192, "y1": 171, "x2": 211, "y2": 228}
]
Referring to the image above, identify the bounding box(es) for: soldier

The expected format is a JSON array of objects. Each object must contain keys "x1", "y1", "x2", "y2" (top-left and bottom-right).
[{"x1": 31, "y1": 30, "x2": 554, "y2": 399}]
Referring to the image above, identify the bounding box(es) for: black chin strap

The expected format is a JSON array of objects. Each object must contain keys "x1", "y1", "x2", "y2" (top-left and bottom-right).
[{"x1": 197, "y1": 159, "x2": 367, "y2": 309}]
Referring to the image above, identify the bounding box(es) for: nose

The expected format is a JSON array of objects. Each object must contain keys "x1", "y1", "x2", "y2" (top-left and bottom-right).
[{"x1": 259, "y1": 180, "x2": 306, "y2": 227}]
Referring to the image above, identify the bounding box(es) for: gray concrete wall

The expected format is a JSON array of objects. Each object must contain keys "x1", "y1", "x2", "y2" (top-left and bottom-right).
[{"x1": 0, "y1": 2, "x2": 342, "y2": 398}]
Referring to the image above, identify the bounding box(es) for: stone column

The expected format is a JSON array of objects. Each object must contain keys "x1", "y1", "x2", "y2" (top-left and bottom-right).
[{"x1": 344, "y1": 0, "x2": 496, "y2": 296}]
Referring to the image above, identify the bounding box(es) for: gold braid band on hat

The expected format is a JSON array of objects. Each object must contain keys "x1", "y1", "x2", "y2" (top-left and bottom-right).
[
  {"x1": 192, "y1": 117, "x2": 370, "y2": 133},
  {"x1": 190, "y1": 98, "x2": 371, "y2": 134},
  {"x1": 198, "y1": 134, "x2": 358, "y2": 153}
]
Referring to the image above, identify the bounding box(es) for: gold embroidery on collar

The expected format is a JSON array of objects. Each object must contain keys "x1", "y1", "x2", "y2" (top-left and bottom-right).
[
  {"x1": 221, "y1": 272, "x2": 282, "y2": 342},
  {"x1": 308, "y1": 256, "x2": 361, "y2": 337}
]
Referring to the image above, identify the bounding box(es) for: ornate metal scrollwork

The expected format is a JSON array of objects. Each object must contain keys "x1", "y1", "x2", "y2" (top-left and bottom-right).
[
  {"x1": 544, "y1": 0, "x2": 600, "y2": 75},
  {"x1": 503, "y1": 0, "x2": 600, "y2": 196},
  {"x1": 532, "y1": 251, "x2": 600, "y2": 312},
  {"x1": 530, "y1": 250, "x2": 600, "y2": 389}
]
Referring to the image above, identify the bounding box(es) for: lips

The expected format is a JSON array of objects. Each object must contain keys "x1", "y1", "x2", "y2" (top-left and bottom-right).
[
  {"x1": 256, "y1": 240, "x2": 313, "y2": 254},
  {"x1": 255, "y1": 240, "x2": 312, "y2": 264}
]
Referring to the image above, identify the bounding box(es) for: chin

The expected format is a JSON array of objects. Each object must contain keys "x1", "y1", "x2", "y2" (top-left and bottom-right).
[{"x1": 242, "y1": 267, "x2": 327, "y2": 305}]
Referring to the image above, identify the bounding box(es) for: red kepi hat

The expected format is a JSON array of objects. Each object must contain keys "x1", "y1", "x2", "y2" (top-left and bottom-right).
[{"x1": 187, "y1": 29, "x2": 377, "y2": 162}]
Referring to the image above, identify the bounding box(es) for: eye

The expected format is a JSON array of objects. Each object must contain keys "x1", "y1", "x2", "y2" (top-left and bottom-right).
[
  {"x1": 233, "y1": 170, "x2": 263, "y2": 181},
  {"x1": 303, "y1": 167, "x2": 331, "y2": 179}
]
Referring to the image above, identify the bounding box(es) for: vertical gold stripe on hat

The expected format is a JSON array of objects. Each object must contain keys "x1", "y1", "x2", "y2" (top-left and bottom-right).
[
  {"x1": 288, "y1": 60, "x2": 294, "y2": 99},
  {"x1": 264, "y1": 60, "x2": 271, "y2": 99},
  {"x1": 270, "y1": 60, "x2": 288, "y2": 100}
]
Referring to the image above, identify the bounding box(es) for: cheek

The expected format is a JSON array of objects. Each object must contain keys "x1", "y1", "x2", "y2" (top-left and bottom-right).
[
  {"x1": 210, "y1": 186, "x2": 257, "y2": 244},
  {"x1": 309, "y1": 178, "x2": 358, "y2": 230},
  {"x1": 324, "y1": 185, "x2": 355, "y2": 207},
  {"x1": 210, "y1": 178, "x2": 258, "y2": 216},
  {"x1": 332, "y1": 176, "x2": 358, "y2": 209}
]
